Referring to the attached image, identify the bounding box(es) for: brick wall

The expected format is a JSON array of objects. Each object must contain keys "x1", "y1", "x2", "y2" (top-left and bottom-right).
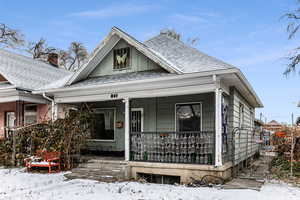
[{"x1": 0, "y1": 102, "x2": 51, "y2": 139}]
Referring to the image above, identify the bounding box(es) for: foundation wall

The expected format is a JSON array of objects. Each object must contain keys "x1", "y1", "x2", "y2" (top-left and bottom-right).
[{"x1": 128, "y1": 162, "x2": 233, "y2": 184}]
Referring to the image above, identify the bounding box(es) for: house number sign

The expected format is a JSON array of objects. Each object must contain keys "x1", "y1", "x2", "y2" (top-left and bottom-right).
[{"x1": 110, "y1": 93, "x2": 118, "y2": 99}]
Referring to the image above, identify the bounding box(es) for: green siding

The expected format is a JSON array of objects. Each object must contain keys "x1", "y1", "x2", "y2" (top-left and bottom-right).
[
  {"x1": 90, "y1": 39, "x2": 163, "y2": 77},
  {"x1": 85, "y1": 93, "x2": 215, "y2": 152}
]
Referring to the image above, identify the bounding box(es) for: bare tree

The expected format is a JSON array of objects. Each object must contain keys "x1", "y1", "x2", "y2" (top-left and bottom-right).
[
  {"x1": 27, "y1": 39, "x2": 88, "y2": 71},
  {"x1": 283, "y1": 1, "x2": 300, "y2": 75},
  {"x1": 27, "y1": 38, "x2": 57, "y2": 60},
  {"x1": 0, "y1": 23, "x2": 24, "y2": 48},
  {"x1": 62, "y1": 42, "x2": 88, "y2": 71}
]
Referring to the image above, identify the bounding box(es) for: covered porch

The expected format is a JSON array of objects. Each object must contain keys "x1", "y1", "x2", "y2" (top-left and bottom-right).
[
  {"x1": 55, "y1": 91, "x2": 229, "y2": 168},
  {"x1": 0, "y1": 88, "x2": 49, "y2": 139},
  {"x1": 51, "y1": 72, "x2": 233, "y2": 167}
]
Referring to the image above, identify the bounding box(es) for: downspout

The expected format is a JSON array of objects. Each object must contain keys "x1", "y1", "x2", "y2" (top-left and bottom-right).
[{"x1": 42, "y1": 92, "x2": 56, "y2": 122}]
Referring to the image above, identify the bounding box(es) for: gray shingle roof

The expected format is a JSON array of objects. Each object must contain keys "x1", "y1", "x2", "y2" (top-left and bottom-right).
[
  {"x1": 68, "y1": 70, "x2": 174, "y2": 88},
  {"x1": 0, "y1": 49, "x2": 73, "y2": 90},
  {"x1": 144, "y1": 34, "x2": 235, "y2": 73}
]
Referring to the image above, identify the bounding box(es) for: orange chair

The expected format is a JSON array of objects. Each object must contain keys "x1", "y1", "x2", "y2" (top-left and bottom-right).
[{"x1": 25, "y1": 151, "x2": 61, "y2": 173}]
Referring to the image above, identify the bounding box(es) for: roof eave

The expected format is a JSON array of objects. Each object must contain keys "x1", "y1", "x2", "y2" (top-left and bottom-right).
[
  {"x1": 34, "y1": 68, "x2": 237, "y2": 94},
  {"x1": 234, "y1": 69, "x2": 263, "y2": 108}
]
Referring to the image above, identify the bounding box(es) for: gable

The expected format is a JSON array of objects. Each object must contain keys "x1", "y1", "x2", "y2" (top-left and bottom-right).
[
  {"x1": 0, "y1": 74, "x2": 7, "y2": 82},
  {"x1": 66, "y1": 27, "x2": 182, "y2": 85},
  {"x1": 89, "y1": 39, "x2": 165, "y2": 77}
]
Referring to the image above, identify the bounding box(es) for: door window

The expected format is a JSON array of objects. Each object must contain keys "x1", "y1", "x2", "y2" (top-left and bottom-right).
[
  {"x1": 91, "y1": 108, "x2": 115, "y2": 140},
  {"x1": 131, "y1": 108, "x2": 143, "y2": 132}
]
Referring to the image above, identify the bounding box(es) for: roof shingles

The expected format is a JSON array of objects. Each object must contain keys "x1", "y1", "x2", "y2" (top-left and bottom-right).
[
  {"x1": 0, "y1": 49, "x2": 73, "y2": 90},
  {"x1": 144, "y1": 34, "x2": 235, "y2": 73}
]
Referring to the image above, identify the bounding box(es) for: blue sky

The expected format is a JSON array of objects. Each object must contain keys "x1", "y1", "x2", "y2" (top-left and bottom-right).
[{"x1": 1, "y1": 0, "x2": 300, "y2": 123}]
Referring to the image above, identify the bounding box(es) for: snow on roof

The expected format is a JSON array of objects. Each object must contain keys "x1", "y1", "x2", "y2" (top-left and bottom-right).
[
  {"x1": 144, "y1": 33, "x2": 235, "y2": 73},
  {"x1": 0, "y1": 49, "x2": 73, "y2": 90}
]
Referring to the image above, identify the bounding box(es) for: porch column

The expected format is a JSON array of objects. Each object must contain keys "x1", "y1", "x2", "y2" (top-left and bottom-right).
[
  {"x1": 124, "y1": 98, "x2": 130, "y2": 161},
  {"x1": 53, "y1": 103, "x2": 58, "y2": 121},
  {"x1": 215, "y1": 88, "x2": 223, "y2": 167}
]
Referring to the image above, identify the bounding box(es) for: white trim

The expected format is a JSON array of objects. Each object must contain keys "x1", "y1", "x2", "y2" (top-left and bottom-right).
[
  {"x1": 175, "y1": 102, "x2": 203, "y2": 132},
  {"x1": 131, "y1": 108, "x2": 144, "y2": 132},
  {"x1": 37, "y1": 69, "x2": 235, "y2": 94},
  {"x1": 215, "y1": 88, "x2": 223, "y2": 167},
  {"x1": 90, "y1": 107, "x2": 116, "y2": 142},
  {"x1": 124, "y1": 98, "x2": 130, "y2": 161}
]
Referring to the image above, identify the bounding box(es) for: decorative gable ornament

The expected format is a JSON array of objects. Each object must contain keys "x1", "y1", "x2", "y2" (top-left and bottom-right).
[{"x1": 113, "y1": 47, "x2": 130, "y2": 69}]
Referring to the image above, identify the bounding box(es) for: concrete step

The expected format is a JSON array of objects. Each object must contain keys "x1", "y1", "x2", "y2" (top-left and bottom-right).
[
  {"x1": 65, "y1": 156, "x2": 130, "y2": 182},
  {"x1": 78, "y1": 162, "x2": 127, "y2": 169},
  {"x1": 65, "y1": 172, "x2": 119, "y2": 182}
]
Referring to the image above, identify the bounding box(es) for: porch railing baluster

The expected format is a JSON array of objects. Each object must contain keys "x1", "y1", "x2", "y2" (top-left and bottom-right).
[{"x1": 130, "y1": 131, "x2": 215, "y2": 165}]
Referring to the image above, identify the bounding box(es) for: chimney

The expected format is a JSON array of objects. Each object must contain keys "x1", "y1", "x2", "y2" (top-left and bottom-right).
[
  {"x1": 160, "y1": 29, "x2": 181, "y2": 41},
  {"x1": 47, "y1": 53, "x2": 59, "y2": 67}
]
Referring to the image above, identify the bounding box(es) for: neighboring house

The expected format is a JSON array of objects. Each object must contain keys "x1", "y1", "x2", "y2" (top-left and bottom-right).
[
  {"x1": 0, "y1": 49, "x2": 73, "y2": 139},
  {"x1": 35, "y1": 27, "x2": 263, "y2": 183},
  {"x1": 264, "y1": 120, "x2": 283, "y2": 132}
]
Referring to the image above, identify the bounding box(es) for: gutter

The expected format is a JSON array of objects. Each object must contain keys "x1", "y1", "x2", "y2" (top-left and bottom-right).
[{"x1": 42, "y1": 92, "x2": 56, "y2": 121}]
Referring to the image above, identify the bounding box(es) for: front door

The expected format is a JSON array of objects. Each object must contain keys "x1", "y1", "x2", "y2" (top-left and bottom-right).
[
  {"x1": 91, "y1": 108, "x2": 115, "y2": 140},
  {"x1": 5, "y1": 112, "x2": 15, "y2": 138},
  {"x1": 131, "y1": 108, "x2": 144, "y2": 132}
]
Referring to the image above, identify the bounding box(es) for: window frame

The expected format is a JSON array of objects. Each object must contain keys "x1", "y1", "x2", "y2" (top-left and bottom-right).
[
  {"x1": 24, "y1": 104, "x2": 37, "y2": 125},
  {"x1": 89, "y1": 107, "x2": 116, "y2": 142},
  {"x1": 113, "y1": 47, "x2": 131, "y2": 70},
  {"x1": 175, "y1": 102, "x2": 203, "y2": 132},
  {"x1": 131, "y1": 108, "x2": 144, "y2": 132},
  {"x1": 238, "y1": 103, "x2": 245, "y2": 128}
]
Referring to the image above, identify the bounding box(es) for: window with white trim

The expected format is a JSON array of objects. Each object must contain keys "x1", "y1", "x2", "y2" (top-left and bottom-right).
[
  {"x1": 176, "y1": 103, "x2": 202, "y2": 132},
  {"x1": 24, "y1": 104, "x2": 37, "y2": 125},
  {"x1": 239, "y1": 103, "x2": 244, "y2": 128}
]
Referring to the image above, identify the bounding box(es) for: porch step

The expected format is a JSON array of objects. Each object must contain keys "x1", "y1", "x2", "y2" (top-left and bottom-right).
[{"x1": 65, "y1": 156, "x2": 130, "y2": 182}]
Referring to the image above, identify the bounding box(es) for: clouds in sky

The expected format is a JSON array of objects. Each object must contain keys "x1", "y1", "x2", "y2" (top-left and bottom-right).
[{"x1": 69, "y1": 4, "x2": 156, "y2": 18}]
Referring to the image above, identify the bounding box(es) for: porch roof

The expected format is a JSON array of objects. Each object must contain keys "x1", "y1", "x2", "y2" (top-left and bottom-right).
[
  {"x1": 35, "y1": 68, "x2": 263, "y2": 108},
  {"x1": 66, "y1": 71, "x2": 175, "y2": 88}
]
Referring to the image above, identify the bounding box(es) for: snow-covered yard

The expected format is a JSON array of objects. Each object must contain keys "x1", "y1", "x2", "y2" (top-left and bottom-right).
[{"x1": 0, "y1": 168, "x2": 300, "y2": 200}]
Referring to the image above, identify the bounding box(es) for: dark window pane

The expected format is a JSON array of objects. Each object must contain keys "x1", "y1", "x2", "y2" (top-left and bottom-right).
[
  {"x1": 176, "y1": 103, "x2": 201, "y2": 132},
  {"x1": 91, "y1": 109, "x2": 114, "y2": 140}
]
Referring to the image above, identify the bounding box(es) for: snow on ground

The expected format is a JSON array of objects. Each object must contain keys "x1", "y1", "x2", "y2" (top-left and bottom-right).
[{"x1": 0, "y1": 168, "x2": 300, "y2": 200}]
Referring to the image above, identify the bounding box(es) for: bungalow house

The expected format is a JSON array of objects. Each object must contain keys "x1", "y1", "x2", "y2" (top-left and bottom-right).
[
  {"x1": 35, "y1": 27, "x2": 263, "y2": 183},
  {"x1": 0, "y1": 49, "x2": 73, "y2": 139}
]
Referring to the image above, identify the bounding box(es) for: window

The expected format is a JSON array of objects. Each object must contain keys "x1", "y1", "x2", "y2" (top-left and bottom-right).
[
  {"x1": 91, "y1": 108, "x2": 115, "y2": 140},
  {"x1": 131, "y1": 108, "x2": 144, "y2": 132},
  {"x1": 24, "y1": 105, "x2": 37, "y2": 125},
  {"x1": 176, "y1": 103, "x2": 202, "y2": 132},
  {"x1": 250, "y1": 108, "x2": 254, "y2": 129},
  {"x1": 239, "y1": 103, "x2": 244, "y2": 128},
  {"x1": 113, "y1": 47, "x2": 130, "y2": 69}
]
